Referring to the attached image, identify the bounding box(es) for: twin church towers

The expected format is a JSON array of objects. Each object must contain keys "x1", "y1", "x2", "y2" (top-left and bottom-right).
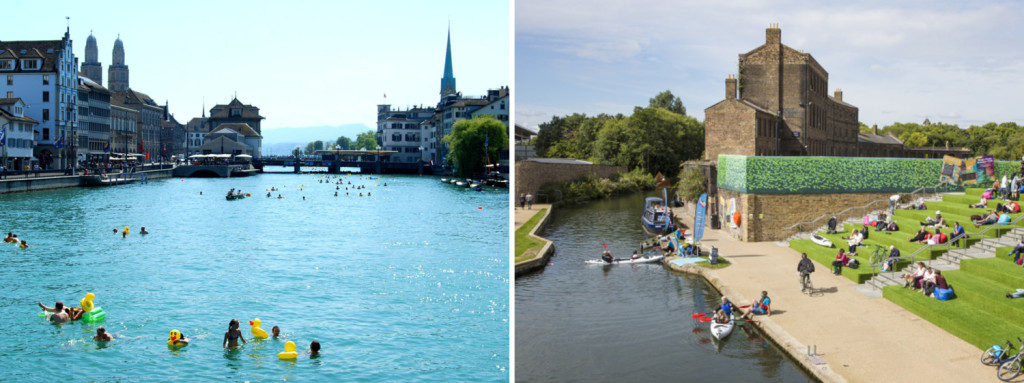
[{"x1": 80, "y1": 32, "x2": 129, "y2": 91}]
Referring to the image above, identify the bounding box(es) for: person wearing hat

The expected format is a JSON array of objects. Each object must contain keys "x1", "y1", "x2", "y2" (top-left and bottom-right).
[{"x1": 921, "y1": 211, "x2": 946, "y2": 228}]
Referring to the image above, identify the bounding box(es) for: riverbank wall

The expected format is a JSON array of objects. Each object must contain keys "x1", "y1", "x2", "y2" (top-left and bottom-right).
[
  {"x1": 515, "y1": 159, "x2": 625, "y2": 201},
  {"x1": 0, "y1": 168, "x2": 173, "y2": 194},
  {"x1": 514, "y1": 206, "x2": 556, "y2": 277}
]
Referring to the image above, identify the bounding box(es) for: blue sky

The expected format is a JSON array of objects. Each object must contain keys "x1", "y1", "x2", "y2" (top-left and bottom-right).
[
  {"x1": 515, "y1": 0, "x2": 1024, "y2": 131},
  {"x1": 5, "y1": 0, "x2": 509, "y2": 132}
]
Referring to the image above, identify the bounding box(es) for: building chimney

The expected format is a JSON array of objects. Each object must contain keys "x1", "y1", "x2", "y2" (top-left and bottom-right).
[
  {"x1": 872, "y1": 124, "x2": 878, "y2": 135},
  {"x1": 834, "y1": 88, "x2": 842, "y2": 101},
  {"x1": 725, "y1": 74, "x2": 737, "y2": 100},
  {"x1": 766, "y1": 23, "x2": 781, "y2": 45}
]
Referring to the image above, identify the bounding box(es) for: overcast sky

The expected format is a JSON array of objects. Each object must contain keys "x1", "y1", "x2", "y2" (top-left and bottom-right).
[
  {"x1": 5, "y1": 0, "x2": 509, "y2": 131},
  {"x1": 515, "y1": 0, "x2": 1024, "y2": 131}
]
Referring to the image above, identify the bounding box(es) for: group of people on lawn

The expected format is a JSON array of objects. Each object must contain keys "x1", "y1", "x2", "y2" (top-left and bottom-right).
[{"x1": 901, "y1": 262, "x2": 950, "y2": 298}]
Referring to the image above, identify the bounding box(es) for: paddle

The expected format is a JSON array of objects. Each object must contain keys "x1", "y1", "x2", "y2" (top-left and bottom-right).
[{"x1": 697, "y1": 316, "x2": 714, "y2": 323}]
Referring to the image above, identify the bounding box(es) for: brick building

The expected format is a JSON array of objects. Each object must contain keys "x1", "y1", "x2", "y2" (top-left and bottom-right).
[{"x1": 705, "y1": 25, "x2": 969, "y2": 161}]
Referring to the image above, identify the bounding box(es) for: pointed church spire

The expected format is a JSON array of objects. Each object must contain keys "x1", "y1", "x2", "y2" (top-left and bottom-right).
[{"x1": 440, "y1": 25, "x2": 456, "y2": 96}]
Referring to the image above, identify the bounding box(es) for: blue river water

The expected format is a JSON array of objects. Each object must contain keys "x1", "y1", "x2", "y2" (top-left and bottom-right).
[{"x1": 0, "y1": 170, "x2": 509, "y2": 381}]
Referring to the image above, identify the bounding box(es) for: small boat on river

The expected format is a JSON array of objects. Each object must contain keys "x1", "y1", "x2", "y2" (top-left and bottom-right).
[
  {"x1": 710, "y1": 313, "x2": 736, "y2": 340},
  {"x1": 641, "y1": 196, "x2": 672, "y2": 234},
  {"x1": 585, "y1": 253, "x2": 665, "y2": 265},
  {"x1": 82, "y1": 174, "x2": 138, "y2": 186}
]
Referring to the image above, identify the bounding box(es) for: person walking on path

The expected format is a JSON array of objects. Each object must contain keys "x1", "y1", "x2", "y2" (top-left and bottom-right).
[
  {"x1": 519, "y1": 193, "x2": 526, "y2": 210},
  {"x1": 526, "y1": 193, "x2": 534, "y2": 210},
  {"x1": 797, "y1": 253, "x2": 815, "y2": 292}
]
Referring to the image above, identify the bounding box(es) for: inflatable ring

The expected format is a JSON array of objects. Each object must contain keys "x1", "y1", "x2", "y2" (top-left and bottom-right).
[
  {"x1": 168, "y1": 329, "x2": 187, "y2": 347},
  {"x1": 80, "y1": 293, "x2": 95, "y2": 313},
  {"x1": 278, "y1": 341, "x2": 299, "y2": 359}
]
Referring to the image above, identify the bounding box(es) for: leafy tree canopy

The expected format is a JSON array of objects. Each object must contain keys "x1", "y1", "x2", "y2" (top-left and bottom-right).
[
  {"x1": 355, "y1": 130, "x2": 378, "y2": 151},
  {"x1": 442, "y1": 116, "x2": 509, "y2": 178},
  {"x1": 649, "y1": 90, "x2": 686, "y2": 115}
]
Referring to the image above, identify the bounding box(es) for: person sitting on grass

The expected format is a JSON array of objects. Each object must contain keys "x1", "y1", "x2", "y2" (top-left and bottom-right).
[
  {"x1": 921, "y1": 211, "x2": 947, "y2": 228},
  {"x1": 1009, "y1": 239, "x2": 1024, "y2": 263},
  {"x1": 924, "y1": 270, "x2": 948, "y2": 298},
  {"x1": 926, "y1": 229, "x2": 947, "y2": 245},
  {"x1": 744, "y1": 291, "x2": 772, "y2": 318},
  {"x1": 832, "y1": 249, "x2": 850, "y2": 275},
  {"x1": 970, "y1": 197, "x2": 988, "y2": 209},
  {"x1": 909, "y1": 227, "x2": 930, "y2": 243},
  {"x1": 919, "y1": 267, "x2": 936, "y2": 293},
  {"x1": 903, "y1": 262, "x2": 927, "y2": 289},
  {"x1": 1007, "y1": 289, "x2": 1024, "y2": 299},
  {"x1": 882, "y1": 245, "x2": 900, "y2": 272},
  {"x1": 846, "y1": 230, "x2": 863, "y2": 254},
  {"x1": 974, "y1": 211, "x2": 1000, "y2": 227},
  {"x1": 950, "y1": 222, "x2": 966, "y2": 247}
]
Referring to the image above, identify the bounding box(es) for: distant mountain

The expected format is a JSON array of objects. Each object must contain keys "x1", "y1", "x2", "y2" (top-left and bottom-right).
[{"x1": 261, "y1": 124, "x2": 373, "y2": 155}]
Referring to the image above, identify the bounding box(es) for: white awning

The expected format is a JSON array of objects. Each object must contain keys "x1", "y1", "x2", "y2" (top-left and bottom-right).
[{"x1": 235, "y1": 154, "x2": 252, "y2": 158}]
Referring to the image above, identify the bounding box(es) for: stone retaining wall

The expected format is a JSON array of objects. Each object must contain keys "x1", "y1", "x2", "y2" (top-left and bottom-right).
[
  {"x1": 514, "y1": 208, "x2": 556, "y2": 277},
  {"x1": 514, "y1": 160, "x2": 625, "y2": 198},
  {"x1": 715, "y1": 189, "x2": 891, "y2": 242}
]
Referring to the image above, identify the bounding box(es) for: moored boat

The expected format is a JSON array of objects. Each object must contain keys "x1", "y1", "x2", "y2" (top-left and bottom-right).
[
  {"x1": 641, "y1": 197, "x2": 671, "y2": 234},
  {"x1": 585, "y1": 253, "x2": 665, "y2": 265},
  {"x1": 811, "y1": 234, "x2": 833, "y2": 247}
]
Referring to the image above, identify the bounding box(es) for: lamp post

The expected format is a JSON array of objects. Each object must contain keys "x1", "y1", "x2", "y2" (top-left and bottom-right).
[{"x1": 376, "y1": 145, "x2": 381, "y2": 174}]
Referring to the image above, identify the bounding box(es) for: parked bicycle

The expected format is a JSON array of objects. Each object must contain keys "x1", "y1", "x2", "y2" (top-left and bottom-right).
[
  {"x1": 998, "y1": 337, "x2": 1024, "y2": 381},
  {"x1": 982, "y1": 338, "x2": 1018, "y2": 366}
]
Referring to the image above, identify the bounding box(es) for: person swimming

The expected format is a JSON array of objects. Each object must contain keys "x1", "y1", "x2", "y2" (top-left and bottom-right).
[
  {"x1": 309, "y1": 340, "x2": 320, "y2": 357},
  {"x1": 19, "y1": 240, "x2": 28, "y2": 248},
  {"x1": 94, "y1": 326, "x2": 114, "y2": 341},
  {"x1": 223, "y1": 318, "x2": 247, "y2": 349},
  {"x1": 38, "y1": 301, "x2": 83, "y2": 322},
  {"x1": 140, "y1": 227, "x2": 149, "y2": 235},
  {"x1": 272, "y1": 325, "x2": 280, "y2": 338}
]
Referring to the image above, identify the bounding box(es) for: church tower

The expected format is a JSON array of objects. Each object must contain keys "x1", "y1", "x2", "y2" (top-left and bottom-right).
[
  {"x1": 81, "y1": 31, "x2": 102, "y2": 84},
  {"x1": 439, "y1": 27, "x2": 456, "y2": 96},
  {"x1": 108, "y1": 35, "x2": 129, "y2": 91}
]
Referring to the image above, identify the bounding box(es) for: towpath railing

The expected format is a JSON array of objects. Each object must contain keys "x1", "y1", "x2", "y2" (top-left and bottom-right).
[
  {"x1": 867, "y1": 213, "x2": 1024, "y2": 282},
  {"x1": 783, "y1": 183, "x2": 950, "y2": 240}
]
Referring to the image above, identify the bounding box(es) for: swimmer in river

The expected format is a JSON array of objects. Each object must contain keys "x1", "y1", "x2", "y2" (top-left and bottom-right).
[
  {"x1": 113, "y1": 228, "x2": 118, "y2": 234},
  {"x1": 334, "y1": 192, "x2": 338, "y2": 197},
  {"x1": 3, "y1": 232, "x2": 14, "y2": 243},
  {"x1": 267, "y1": 192, "x2": 271, "y2": 197},
  {"x1": 368, "y1": 192, "x2": 371, "y2": 196},
  {"x1": 19, "y1": 240, "x2": 28, "y2": 248},
  {"x1": 223, "y1": 318, "x2": 247, "y2": 349},
  {"x1": 122, "y1": 231, "x2": 127, "y2": 238},
  {"x1": 140, "y1": 227, "x2": 149, "y2": 235},
  {"x1": 38, "y1": 301, "x2": 84, "y2": 322},
  {"x1": 272, "y1": 326, "x2": 280, "y2": 338},
  {"x1": 94, "y1": 326, "x2": 114, "y2": 341},
  {"x1": 309, "y1": 341, "x2": 320, "y2": 357},
  {"x1": 302, "y1": 196, "x2": 306, "y2": 200},
  {"x1": 277, "y1": 194, "x2": 282, "y2": 199}
]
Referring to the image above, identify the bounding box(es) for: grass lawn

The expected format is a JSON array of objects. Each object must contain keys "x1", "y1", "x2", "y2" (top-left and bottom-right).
[
  {"x1": 697, "y1": 257, "x2": 731, "y2": 269},
  {"x1": 515, "y1": 208, "x2": 548, "y2": 263}
]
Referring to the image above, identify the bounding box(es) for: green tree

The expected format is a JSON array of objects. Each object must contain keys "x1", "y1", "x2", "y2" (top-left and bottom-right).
[
  {"x1": 336, "y1": 136, "x2": 352, "y2": 150},
  {"x1": 676, "y1": 165, "x2": 707, "y2": 202},
  {"x1": 442, "y1": 116, "x2": 509, "y2": 177},
  {"x1": 355, "y1": 130, "x2": 378, "y2": 151},
  {"x1": 648, "y1": 90, "x2": 686, "y2": 115},
  {"x1": 594, "y1": 106, "x2": 703, "y2": 177},
  {"x1": 304, "y1": 140, "x2": 324, "y2": 154},
  {"x1": 899, "y1": 131, "x2": 928, "y2": 147}
]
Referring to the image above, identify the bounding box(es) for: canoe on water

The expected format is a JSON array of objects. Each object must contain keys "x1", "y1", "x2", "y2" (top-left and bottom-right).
[
  {"x1": 710, "y1": 313, "x2": 735, "y2": 340},
  {"x1": 585, "y1": 254, "x2": 665, "y2": 265}
]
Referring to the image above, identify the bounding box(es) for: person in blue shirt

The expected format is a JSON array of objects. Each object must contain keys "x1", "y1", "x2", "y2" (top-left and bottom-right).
[
  {"x1": 745, "y1": 291, "x2": 772, "y2": 318},
  {"x1": 714, "y1": 297, "x2": 733, "y2": 323},
  {"x1": 950, "y1": 222, "x2": 966, "y2": 248}
]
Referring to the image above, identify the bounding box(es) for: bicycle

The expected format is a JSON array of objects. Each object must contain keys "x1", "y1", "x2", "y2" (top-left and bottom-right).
[
  {"x1": 998, "y1": 337, "x2": 1024, "y2": 381},
  {"x1": 982, "y1": 337, "x2": 1018, "y2": 366},
  {"x1": 799, "y1": 272, "x2": 813, "y2": 295}
]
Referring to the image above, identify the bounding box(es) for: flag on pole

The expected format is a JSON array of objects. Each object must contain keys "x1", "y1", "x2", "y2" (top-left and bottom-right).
[
  {"x1": 55, "y1": 132, "x2": 65, "y2": 149},
  {"x1": 103, "y1": 139, "x2": 110, "y2": 153},
  {"x1": 138, "y1": 139, "x2": 145, "y2": 154},
  {"x1": 0, "y1": 127, "x2": 5, "y2": 147}
]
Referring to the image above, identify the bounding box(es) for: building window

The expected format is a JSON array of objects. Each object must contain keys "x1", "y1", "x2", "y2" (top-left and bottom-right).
[
  {"x1": 0, "y1": 60, "x2": 12, "y2": 70},
  {"x1": 22, "y1": 60, "x2": 38, "y2": 70},
  {"x1": 5, "y1": 75, "x2": 11, "y2": 85},
  {"x1": 43, "y1": 75, "x2": 49, "y2": 85},
  {"x1": 43, "y1": 128, "x2": 49, "y2": 140},
  {"x1": 42, "y1": 109, "x2": 49, "y2": 121},
  {"x1": 42, "y1": 91, "x2": 49, "y2": 102},
  {"x1": 230, "y1": 108, "x2": 241, "y2": 117}
]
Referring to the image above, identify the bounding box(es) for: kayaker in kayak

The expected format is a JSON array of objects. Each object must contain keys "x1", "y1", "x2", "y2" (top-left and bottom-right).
[
  {"x1": 714, "y1": 297, "x2": 733, "y2": 323},
  {"x1": 631, "y1": 250, "x2": 640, "y2": 260},
  {"x1": 601, "y1": 250, "x2": 614, "y2": 263}
]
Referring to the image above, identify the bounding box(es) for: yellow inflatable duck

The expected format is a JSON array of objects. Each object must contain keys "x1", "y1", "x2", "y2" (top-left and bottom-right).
[
  {"x1": 278, "y1": 341, "x2": 298, "y2": 359},
  {"x1": 167, "y1": 329, "x2": 189, "y2": 347},
  {"x1": 124, "y1": 226, "x2": 130, "y2": 235},
  {"x1": 249, "y1": 318, "x2": 269, "y2": 339},
  {"x1": 80, "y1": 292, "x2": 95, "y2": 312},
  {"x1": 80, "y1": 293, "x2": 106, "y2": 322}
]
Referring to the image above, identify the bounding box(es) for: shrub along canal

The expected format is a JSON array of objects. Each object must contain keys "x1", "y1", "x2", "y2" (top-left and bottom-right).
[{"x1": 515, "y1": 193, "x2": 814, "y2": 382}]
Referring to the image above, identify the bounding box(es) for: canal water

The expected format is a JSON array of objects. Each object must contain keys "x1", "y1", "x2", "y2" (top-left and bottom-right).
[
  {"x1": 515, "y1": 193, "x2": 814, "y2": 382},
  {"x1": 0, "y1": 171, "x2": 508, "y2": 381}
]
